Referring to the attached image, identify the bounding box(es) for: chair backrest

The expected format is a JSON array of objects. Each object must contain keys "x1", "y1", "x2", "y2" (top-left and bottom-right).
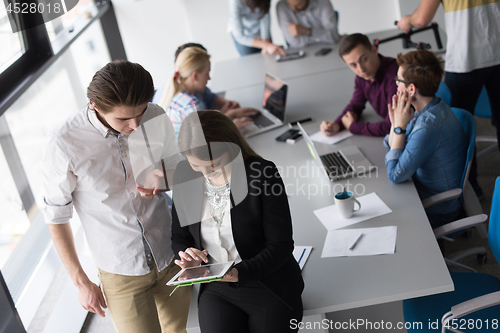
[
  {"x1": 489, "y1": 177, "x2": 500, "y2": 262},
  {"x1": 451, "y1": 108, "x2": 476, "y2": 192},
  {"x1": 436, "y1": 81, "x2": 452, "y2": 106},
  {"x1": 474, "y1": 86, "x2": 491, "y2": 118}
]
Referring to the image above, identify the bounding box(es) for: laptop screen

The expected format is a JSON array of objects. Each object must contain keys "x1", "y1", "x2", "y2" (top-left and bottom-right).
[
  {"x1": 262, "y1": 74, "x2": 287, "y2": 122},
  {"x1": 297, "y1": 123, "x2": 322, "y2": 164}
]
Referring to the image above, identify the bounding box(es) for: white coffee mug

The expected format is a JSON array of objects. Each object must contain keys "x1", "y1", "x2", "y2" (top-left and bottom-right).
[{"x1": 334, "y1": 191, "x2": 361, "y2": 219}]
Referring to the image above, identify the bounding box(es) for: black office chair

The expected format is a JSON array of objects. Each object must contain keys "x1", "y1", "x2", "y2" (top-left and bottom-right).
[{"x1": 475, "y1": 86, "x2": 498, "y2": 159}]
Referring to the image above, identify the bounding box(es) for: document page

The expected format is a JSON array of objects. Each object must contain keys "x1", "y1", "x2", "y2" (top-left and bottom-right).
[
  {"x1": 321, "y1": 226, "x2": 397, "y2": 258},
  {"x1": 314, "y1": 192, "x2": 392, "y2": 231},
  {"x1": 309, "y1": 130, "x2": 353, "y2": 145}
]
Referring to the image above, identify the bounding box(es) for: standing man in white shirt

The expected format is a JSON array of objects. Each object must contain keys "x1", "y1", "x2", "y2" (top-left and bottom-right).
[
  {"x1": 42, "y1": 60, "x2": 190, "y2": 333},
  {"x1": 276, "y1": 0, "x2": 341, "y2": 48}
]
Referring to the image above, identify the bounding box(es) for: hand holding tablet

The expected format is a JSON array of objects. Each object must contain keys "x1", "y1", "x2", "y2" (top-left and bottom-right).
[{"x1": 167, "y1": 261, "x2": 235, "y2": 295}]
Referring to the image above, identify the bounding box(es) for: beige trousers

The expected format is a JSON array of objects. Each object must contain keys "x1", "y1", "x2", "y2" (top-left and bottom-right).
[{"x1": 98, "y1": 261, "x2": 192, "y2": 333}]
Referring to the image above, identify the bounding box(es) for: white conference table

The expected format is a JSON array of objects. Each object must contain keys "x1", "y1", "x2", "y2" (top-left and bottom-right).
[
  {"x1": 210, "y1": 43, "x2": 346, "y2": 92},
  {"x1": 224, "y1": 69, "x2": 453, "y2": 315},
  {"x1": 210, "y1": 27, "x2": 446, "y2": 93},
  {"x1": 186, "y1": 28, "x2": 452, "y2": 329}
]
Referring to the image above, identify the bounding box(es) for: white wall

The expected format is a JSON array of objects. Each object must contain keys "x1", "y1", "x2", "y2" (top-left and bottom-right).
[
  {"x1": 333, "y1": 0, "x2": 400, "y2": 34},
  {"x1": 112, "y1": 0, "x2": 405, "y2": 89},
  {"x1": 112, "y1": 0, "x2": 191, "y2": 88}
]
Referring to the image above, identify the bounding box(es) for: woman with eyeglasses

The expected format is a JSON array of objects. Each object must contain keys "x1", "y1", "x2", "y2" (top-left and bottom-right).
[{"x1": 385, "y1": 49, "x2": 468, "y2": 227}]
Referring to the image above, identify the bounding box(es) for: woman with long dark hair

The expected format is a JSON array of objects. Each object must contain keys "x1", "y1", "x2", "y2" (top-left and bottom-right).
[{"x1": 171, "y1": 111, "x2": 303, "y2": 332}]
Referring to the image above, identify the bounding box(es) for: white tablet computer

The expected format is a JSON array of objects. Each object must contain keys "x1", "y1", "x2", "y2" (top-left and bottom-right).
[{"x1": 167, "y1": 261, "x2": 234, "y2": 287}]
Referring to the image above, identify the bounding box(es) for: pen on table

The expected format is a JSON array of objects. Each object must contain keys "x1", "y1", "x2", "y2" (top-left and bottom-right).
[
  {"x1": 297, "y1": 248, "x2": 306, "y2": 266},
  {"x1": 322, "y1": 121, "x2": 331, "y2": 132},
  {"x1": 349, "y1": 233, "x2": 364, "y2": 251},
  {"x1": 289, "y1": 117, "x2": 312, "y2": 127}
]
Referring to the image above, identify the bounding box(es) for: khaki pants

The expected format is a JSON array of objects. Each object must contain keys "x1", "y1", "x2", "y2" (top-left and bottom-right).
[{"x1": 98, "y1": 261, "x2": 192, "y2": 333}]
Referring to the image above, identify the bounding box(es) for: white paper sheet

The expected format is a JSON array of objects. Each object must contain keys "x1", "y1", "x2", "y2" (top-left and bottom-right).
[
  {"x1": 293, "y1": 246, "x2": 313, "y2": 269},
  {"x1": 309, "y1": 130, "x2": 353, "y2": 145},
  {"x1": 314, "y1": 192, "x2": 392, "y2": 231},
  {"x1": 321, "y1": 226, "x2": 397, "y2": 258}
]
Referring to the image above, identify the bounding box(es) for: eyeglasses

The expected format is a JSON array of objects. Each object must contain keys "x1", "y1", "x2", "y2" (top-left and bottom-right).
[{"x1": 394, "y1": 76, "x2": 409, "y2": 85}]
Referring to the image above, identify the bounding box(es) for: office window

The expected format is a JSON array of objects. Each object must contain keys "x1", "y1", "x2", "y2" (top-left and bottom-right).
[
  {"x1": 0, "y1": 19, "x2": 109, "y2": 308},
  {"x1": 45, "y1": 0, "x2": 97, "y2": 42},
  {"x1": 0, "y1": 2, "x2": 125, "y2": 326},
  {"x1": 0, "y1": 144, "x2": 30, "y2": 269},
  {"x1": 3, "y1": 20, "x2": 109, "y2": 209},
  {"x1": 0, "y1": 57, "x2": 81, "y2": 287},
  {"x1": 0, "y1": 6, "x2": 25, "y2": 73},
  {"x1": 4, "y1": 58, "x2": 81, "y2": 208}
]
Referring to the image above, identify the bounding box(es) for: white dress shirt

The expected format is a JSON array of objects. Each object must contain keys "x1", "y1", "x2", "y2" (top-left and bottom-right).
[
  {"x1": 200, "y1": 198, "x2": 242, "y2": 265},
  {"x1": 42, "y1": 103, "x2": 180, "y2": 275},
  {"x1": 276, "y1": 0, "x2": 341, "y2": 48}
]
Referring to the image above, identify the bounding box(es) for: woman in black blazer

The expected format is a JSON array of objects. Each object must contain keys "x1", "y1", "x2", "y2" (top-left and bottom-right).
[{"x1": 171, "y1": 111, "x2": 303, "y2": 333}]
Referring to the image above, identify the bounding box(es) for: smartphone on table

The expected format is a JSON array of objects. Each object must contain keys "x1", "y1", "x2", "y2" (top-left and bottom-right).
[
  {"x1": 315, "y1": 48, "x2": 332, "y2": 56},
  {"x1": 276, "y1": 129, "x2": 302, "y2": 142},
  {"x1": 276, "y1": 50, "x2": 305, "y2": 62}
]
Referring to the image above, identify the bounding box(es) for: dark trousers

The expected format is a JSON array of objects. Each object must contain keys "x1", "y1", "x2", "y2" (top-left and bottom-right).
[
  {"x1": 444, "y1": 64, "x2": 500, "y2": 189},
  {"x1": 427, "y1": 206, "x2": 465, "y2": 229},
  {"x1": 231, "y1": 34, "x2": 262, "y2": 56},
  {"x1": 198, "y1": 281, "x2": 303, "y2": 333}
]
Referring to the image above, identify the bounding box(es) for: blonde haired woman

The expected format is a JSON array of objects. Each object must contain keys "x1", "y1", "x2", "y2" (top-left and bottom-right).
[{"x1": 160, "y1": 47, "x2": 259, "y2": 136}]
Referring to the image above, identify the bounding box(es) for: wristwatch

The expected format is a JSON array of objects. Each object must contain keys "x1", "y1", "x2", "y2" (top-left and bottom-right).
[{"x1": 394, "y1": 127, "x2": 406, "y2": 135}]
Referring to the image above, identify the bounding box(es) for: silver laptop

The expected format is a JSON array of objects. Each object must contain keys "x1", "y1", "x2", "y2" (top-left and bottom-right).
[
  {"x1": 297, "y1": 123, "x2": 376, "y2": 181},
  {"x1": 240, "y1": 73, "x2": 287, "y2": 138}
]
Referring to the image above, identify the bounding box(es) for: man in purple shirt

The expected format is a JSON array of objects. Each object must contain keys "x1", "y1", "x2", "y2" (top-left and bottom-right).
[{"x1": 321, "y1": 33, "x2": 398, "y2": 136}]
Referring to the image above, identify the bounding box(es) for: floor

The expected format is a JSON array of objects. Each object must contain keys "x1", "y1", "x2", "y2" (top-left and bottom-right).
[{"x1": 78, "y1": 116, "x2": 500, "y2": 333}]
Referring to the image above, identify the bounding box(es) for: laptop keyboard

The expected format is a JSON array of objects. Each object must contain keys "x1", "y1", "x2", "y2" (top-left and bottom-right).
[
  {"x1": 320, "y1": 152, "x2": 353, "y2": 178},
  {"x1": 252, "y1": 114, "x2": 274, "y2": 128}
]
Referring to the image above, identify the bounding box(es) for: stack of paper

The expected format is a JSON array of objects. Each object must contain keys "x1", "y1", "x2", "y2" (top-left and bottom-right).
[
  {"x1": 314, "y1": 192, "x2": 393, "y2": 231},
  {"x1": 293, "y1": 246, "x2": 312, "y2": 269},
  {"x1": 320, "y1": 226, "x2": 397, "y2": 258},
  {"x1": 309, "y1": 130, "x2": 353, "y2": 145}
]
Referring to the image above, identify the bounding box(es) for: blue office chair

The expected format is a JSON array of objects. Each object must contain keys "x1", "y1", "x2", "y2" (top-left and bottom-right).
[
  {"x1": 403, "y1": 177, "x2": 500, "y2": 333},
  {"x1": 421, "y1": 108, "x2": 476, "y2": 212},
  {"x1": 451, "y1": 108, "x2": 486, "y2": 226},
  {"x1": 474, "y1": 86, "x2": 498, "y2": 159},
  {"x1": 422, "y1": 109, "x2": 488, "y2": 268},
  {"x1": 436, "y1": 81, "x2": 452, "y2": 106}
]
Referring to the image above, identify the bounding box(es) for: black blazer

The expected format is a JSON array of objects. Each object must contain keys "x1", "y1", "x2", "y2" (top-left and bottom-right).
[{"x1": 171, "y1": 156, "x2": 304, "y2": 309}]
